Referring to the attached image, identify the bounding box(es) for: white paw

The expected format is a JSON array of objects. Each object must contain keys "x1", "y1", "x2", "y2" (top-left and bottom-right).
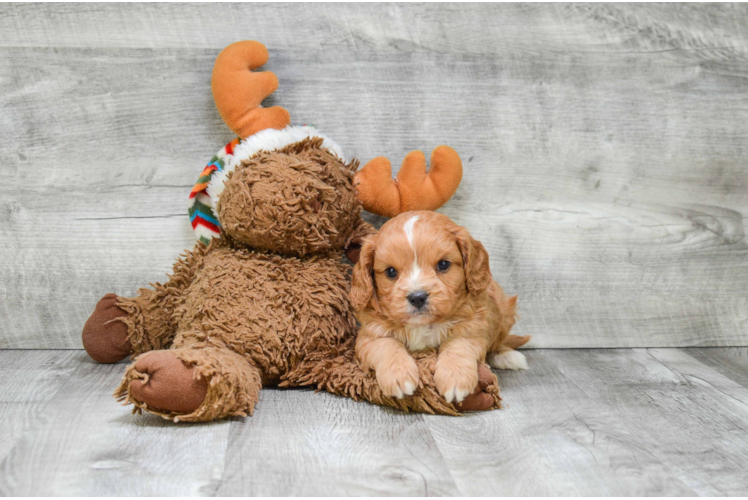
[
  {"x1": 434, "y1": 362, "x2": 478, "y2": 404},
  {"x1": 443, "y1": 386, "x2": 471, "y2": 404},
  {"x1": 488, "y1": 350, "x2": 528, "y2": 370},
  {"x1": 376, "y1": 361, "x2": 419, "y2": 399},
  {"x1": 386, "y1": 379, "x2": 416, "y2": 399}
]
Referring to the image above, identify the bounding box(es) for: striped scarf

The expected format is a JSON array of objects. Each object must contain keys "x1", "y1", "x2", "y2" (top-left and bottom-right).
[
  {"x1": 187, "y1": 126, "x2": 343, "y2": 246},
  {"x1": 188, "y1": 138, "x2": 239, "y2": 245}
]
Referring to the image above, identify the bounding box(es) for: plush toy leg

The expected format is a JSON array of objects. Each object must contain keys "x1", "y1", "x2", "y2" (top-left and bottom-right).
[
  {"x1": 283, "y1": 349, "x2": 501, "y2": 415},
  {"x1": 82, "y1": 289, "x2": 178, "y2": 363},
  {"x1": 113, "y1": 289, "x2": 181, "y2": 356},
  {"x1": 114, "y1": 346, "x2": 262, "y2": 422},
  {"x1": 82, "y1": 293, "x2": 132, "y2": 363}
]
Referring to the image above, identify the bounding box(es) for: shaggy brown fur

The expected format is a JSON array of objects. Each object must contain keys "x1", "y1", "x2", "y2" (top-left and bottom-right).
[
  {"x1": 84, "y1": 138, "x2": 501, "y2": 422},
  {"x1": 218, "y1": 139, "x2": 361, "y2": 256}
]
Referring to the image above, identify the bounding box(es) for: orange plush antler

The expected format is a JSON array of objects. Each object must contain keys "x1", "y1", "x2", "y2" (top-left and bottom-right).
[
  {"x1": 354, "y1": 146, "x2": 463, "y2": 218},
  {"x1": 212, "y1": 41, "x2": 291, "y2": 138}
]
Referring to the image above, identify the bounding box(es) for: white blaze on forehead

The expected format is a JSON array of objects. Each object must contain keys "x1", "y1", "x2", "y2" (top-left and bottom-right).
[
  {"x1": 402, "y1": 215, "x2": 423, "y2": 291},
  {"x1": 403, "y1": 215, "x2": 420, "y2": 247}
]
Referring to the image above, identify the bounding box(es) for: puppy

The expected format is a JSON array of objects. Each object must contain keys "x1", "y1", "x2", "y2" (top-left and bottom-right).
[{"x1": 351, "y1": 211, "x2": 530, "y2": 403}]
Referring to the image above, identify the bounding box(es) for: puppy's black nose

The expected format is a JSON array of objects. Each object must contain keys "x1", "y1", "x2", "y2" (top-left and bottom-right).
[{"x1": 407, "y1": 291, "x2": 429, "y2": 309}]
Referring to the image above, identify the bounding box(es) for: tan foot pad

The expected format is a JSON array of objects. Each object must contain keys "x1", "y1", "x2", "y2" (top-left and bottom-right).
[
  {"x1": 82, "y1": 293, "x2": 131, "y2": 364},
  {"x1": 455, "y1": 364, "x2": 501, "y2": 412},
  {"x1": 129, "y1": 351, "x2": 209, "y2": 414}
]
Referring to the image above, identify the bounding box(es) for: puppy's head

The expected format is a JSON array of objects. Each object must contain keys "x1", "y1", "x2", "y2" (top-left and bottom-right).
[{"x1": 351, "y1": 211, "x2": 492, "y2": 325}]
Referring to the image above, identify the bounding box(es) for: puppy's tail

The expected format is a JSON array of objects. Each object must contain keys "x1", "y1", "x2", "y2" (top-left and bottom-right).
[{"x1": 503, "y1": 335, "x2": 531, "y2": 350}]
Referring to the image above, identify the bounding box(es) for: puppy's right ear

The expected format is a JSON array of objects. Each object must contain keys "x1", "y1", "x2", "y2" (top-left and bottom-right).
[
  {"x1": 350, "y1": 235, "x2": 378, "y2": 311},
  {"x1": 453, "y1": 226, "x2": 492, "y2": 295}
]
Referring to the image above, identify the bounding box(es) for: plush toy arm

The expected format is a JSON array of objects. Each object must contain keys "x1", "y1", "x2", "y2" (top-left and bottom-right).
[
  {"x1": 83, "y1": 287, "x2": 179, "y2": 363},
  {"x1": 212, "y1": 41, "x2": 291, "y2": 138},
  {"x1": 354, "y1": 146, "x2": 463, "y2": 218},
  {"x1": 83, "y1": 243, "x2": 211, "y2": 363}
]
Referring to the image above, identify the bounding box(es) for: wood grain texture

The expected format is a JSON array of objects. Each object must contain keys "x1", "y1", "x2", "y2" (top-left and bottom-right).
[
  {"x1": 1, "y1": 3, "x2": 747, "y2": 55},
  {"x1": 0, "y1": 352, "x2": 232, "y2": 496},
  {"x1": 216, "y1": 389, "x2": 457, "y2": 496},
  {"x1": 2, "y1": 348, "x2": 748, "y2": 495},
  {"x1": 425, "y1": 348, "x2": 748, "y2": 496},
  {"x1": 1, "y1": 3, "x2": 747, "y2": 348},
  {"x1": 686, "y1": 346, "x2": 748, "y2": 388},
  {"x1": 0, "y1": 350, "x2": 79, "y2": 463}
]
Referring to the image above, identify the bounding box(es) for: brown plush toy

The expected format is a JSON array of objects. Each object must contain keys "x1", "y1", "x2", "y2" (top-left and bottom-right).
[{"x1": 81, "y1": 41, "x2": 501, "y2": 422}]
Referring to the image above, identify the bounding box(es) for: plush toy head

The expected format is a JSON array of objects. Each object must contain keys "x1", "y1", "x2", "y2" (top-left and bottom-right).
[{"x1": 217, "y1": 137, "x2": 361, "y2": 255}]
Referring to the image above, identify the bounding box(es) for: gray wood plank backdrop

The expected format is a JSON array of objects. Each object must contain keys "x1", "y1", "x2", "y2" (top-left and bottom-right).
[{"x1": 1, "y1": 3, "x2": 747, "y2": 349}]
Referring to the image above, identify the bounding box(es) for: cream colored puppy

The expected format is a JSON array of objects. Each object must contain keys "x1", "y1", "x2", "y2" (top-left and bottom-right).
[{"x1": 351, "y1": 211, "x2": 530, "y2": 403}]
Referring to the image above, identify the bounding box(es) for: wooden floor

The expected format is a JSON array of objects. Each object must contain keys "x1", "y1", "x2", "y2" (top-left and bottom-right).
[{"x1": 1, "y1": 348, "x2": 747, "y2": 496}]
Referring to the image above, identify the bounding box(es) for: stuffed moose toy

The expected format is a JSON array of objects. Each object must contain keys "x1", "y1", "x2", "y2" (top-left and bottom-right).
[{"x1": 81, "y1": 41, "x2": 502, "y2": 422}]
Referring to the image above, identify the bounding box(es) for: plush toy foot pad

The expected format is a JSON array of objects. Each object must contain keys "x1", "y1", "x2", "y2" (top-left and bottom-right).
[
  {"x1": 128, "y1": 351, "x2": 208, "y2": 414},
  {"x1": 82, "y1": 293, "x2": 131, "y2": 363},
  {"x1": 455, "y1": 364, "x2": 499, "y2": 412}
]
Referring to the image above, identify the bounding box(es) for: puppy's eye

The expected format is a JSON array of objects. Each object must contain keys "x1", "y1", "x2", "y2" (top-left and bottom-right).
[
  {"x1": 437, "y1": 260, "x2": 451, "y2": 272},
  {"x1": 384, "y1": 267, "x2": 398, "y2": 279}
]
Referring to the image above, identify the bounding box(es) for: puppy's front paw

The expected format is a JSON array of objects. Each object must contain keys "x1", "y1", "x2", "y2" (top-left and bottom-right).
[
  {"x1": 435, "y1": 359, "x2": 479, "y2": 404},
  {"x1": 375, "y1": 357, "x2": 420, "y2": 399}
]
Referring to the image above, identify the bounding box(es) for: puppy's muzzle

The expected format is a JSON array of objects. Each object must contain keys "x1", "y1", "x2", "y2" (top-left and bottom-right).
[{"x1": 407, "y1": 291, "x2": 429, "y2": 310}]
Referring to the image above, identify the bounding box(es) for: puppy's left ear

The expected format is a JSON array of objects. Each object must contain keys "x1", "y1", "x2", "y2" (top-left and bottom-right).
[
  {"x1": 454, "y1": 227, "x2": 492, "y2": 295},
  {"x1": 350, "y1": 235, "x2": 379, "y2": 311}
]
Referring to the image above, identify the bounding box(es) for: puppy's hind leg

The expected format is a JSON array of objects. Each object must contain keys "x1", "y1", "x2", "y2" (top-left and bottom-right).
[{"x1": 488, "y1": 347, "x2": 528, "y2": 370}]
